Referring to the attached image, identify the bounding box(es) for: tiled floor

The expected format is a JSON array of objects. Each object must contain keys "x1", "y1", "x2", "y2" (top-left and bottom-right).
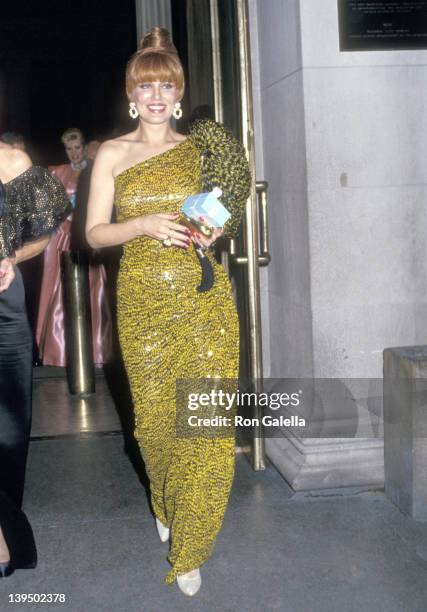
[
  {"x1": 3, "y1": 370, "x2": 427, "y2": 611},
  {"x1": 32, "y1": 376, "x2": 121, "y2": 438}
]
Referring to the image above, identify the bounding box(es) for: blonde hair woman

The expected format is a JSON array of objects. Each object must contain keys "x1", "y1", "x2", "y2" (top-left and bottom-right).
[{"x1": 36, "y1": 128, "x2": 112, "y2": 367}]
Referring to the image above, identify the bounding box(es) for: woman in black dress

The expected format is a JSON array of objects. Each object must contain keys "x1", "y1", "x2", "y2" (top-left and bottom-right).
[{"x1": 0, "y1": 144, "x2": 69, "y2": 577}]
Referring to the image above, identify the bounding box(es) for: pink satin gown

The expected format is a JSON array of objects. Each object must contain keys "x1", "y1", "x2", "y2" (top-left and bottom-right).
[{"x1": 36, "y1": 164, "x2": 112, "y2": 367}]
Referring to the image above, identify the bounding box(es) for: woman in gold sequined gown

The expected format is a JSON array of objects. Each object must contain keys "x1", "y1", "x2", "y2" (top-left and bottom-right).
[{"x1": 86, "y1": 27, "x2": 250, "y2": 595}]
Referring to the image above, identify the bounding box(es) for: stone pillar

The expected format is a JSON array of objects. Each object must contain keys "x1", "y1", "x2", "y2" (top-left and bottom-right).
[
  {"x1": 134, "y1": 0, "x2": 172, "y2": 44},
  {"x1": 384, "y1": 346, "x2": 427, "y2": 520},
  {"x1": 251, "y1": 0, "x2": 427, "y2": 489}
]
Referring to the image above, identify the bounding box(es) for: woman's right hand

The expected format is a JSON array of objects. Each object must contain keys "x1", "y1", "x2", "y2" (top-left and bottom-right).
[
  {"x1": 0, "y1": 257, "x2": 16, "y2": 293},
  {"x1": 134, "y1": 213, "x2": 191, "y2": 249}
]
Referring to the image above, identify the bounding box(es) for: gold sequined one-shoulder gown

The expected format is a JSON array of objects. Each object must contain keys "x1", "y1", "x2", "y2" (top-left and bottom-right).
[{"x1": 114, "y1": 120, "x2": 250, "y2": 584}]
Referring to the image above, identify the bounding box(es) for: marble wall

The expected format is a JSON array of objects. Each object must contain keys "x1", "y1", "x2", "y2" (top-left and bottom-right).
[
  {"x1": 252, "y1": 0, "x2": 427, "y2": 487},
  {"x1": 254, "y1": 0, "x2": 427, "y2": 379},
  {"x1": 300, "y1": 0, "x2": 427, "y2": 378}
]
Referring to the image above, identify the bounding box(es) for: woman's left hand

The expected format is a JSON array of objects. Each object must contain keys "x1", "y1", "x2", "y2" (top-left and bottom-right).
[{"x1": 0, "y1": 257, "x2": 16, "y2": 293}]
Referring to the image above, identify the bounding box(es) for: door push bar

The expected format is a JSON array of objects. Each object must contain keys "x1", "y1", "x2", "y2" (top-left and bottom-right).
[{"x1": 229, "y1": 181, "x2": 271, "y2": 266}]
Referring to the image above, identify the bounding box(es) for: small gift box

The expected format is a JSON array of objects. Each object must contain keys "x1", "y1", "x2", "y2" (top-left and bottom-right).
[{"x1": 180, "y1": 187, "x2": 230, "y2": 237}]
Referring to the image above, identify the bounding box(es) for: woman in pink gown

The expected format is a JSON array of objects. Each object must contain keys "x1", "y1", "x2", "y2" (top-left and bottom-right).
[{"x1": 36, "y1": 128, "x2": 112, "y2": 367}]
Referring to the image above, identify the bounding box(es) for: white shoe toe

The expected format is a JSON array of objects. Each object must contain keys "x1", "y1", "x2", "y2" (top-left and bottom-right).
[
  {"x1": 155, "y1": 518, "x2": 169, "y2": 543},
  {"x1": 177, "y1": 568, "x2": 201, "y2": 596}
]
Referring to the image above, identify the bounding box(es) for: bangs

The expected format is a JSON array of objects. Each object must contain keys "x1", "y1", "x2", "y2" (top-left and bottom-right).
[{"x1": 126, "y1": 51, "x2": 185, "y2": 99}]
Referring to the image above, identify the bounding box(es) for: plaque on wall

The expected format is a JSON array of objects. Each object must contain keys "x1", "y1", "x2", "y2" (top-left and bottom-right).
[{"x1": 338, "y1": 0, "x2": 427, "y2": 51}]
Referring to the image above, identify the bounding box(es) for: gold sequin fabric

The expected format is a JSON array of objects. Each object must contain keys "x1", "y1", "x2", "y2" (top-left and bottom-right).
[
  {"x1": 0, "y1": 167, "x2": 71, "y2": 259},
  {"x1": 115, "y1": 122, "x2": 249, "y2": 584}
]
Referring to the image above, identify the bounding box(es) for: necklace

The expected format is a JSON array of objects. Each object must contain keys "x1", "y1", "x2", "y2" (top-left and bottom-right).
[{"x1": 71, "y1": 159, "x2": 87, "y2": 172}]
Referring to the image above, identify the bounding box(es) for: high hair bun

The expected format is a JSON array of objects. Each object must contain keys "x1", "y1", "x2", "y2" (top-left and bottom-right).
[
  {"x1": 139, "y1": 27, "x2": 177, "y2": 55},
  {"x1": 126, "y1": 26, "x2": 184, "y2": 98}
]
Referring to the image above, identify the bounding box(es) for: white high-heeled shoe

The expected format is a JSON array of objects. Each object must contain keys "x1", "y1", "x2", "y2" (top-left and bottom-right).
[
  {"x1": 155, "y1": 518, "x2": 169, "y2": 543},
  {"x1": 177, "y1": 568, "x2": 201, "y2": 596}
]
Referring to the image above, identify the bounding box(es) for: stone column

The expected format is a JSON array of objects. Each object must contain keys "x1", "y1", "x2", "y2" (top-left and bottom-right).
[
  {"x1": 134, "y1": 0, "x2": 172, "y2": 44},
  {"x1": 384, "y1": 346, "x2": 427, "y2": 519},
  {"x1": 251, "y1": 0, "x2": 427, "y2": 489}
]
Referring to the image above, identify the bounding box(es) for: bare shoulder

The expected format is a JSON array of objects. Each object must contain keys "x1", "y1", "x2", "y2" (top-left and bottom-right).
[
  {"x1": 102, "y1": 130, "x2": 138, "y2": 151},
  {"x1": 96, "y1": 132, "x2": 139, "y2": 176},
  {"x1": 92, "y1": 138, "x2": 123, "y2": 173},
  {"x1": 95, "y1": 136, "x2": 132, "y2": 164}
]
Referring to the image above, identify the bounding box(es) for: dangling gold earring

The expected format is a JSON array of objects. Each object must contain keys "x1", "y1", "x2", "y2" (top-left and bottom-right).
[
  {"x1": 129, "y1": 102, "x2": 139, "y2": 119},
  {"x1": 172, "y1": 102, "x2": 183, "y2": 120}
]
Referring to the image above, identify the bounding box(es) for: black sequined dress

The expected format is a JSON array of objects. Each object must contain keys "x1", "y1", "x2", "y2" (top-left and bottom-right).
[{"x1": 0, "y1": 167, "x2": 69, "y2": 570}]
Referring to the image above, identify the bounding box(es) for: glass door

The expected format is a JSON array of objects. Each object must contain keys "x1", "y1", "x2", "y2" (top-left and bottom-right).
[{"x1": 173, "y1": 0, "x2": 270, "y2": 470}]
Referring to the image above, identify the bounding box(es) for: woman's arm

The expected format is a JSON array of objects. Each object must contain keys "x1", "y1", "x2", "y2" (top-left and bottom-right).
[
  {"x1": 0, "y1": 235, "x2": 49, "y2": 293},
  {"x1": 85, "y1": 143, "x2": 135, "y2": 248},
  {"x1": 15, "y1": 235, "x2": 49, "y2": 264},
  {"x1": 85, "y1": 143, "x2": 190, "y2": 249}
]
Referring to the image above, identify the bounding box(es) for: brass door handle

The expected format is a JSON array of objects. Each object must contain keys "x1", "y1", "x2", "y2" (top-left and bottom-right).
[{"x1": 230, "y1": 181, "x2": 271, "y2": 266}]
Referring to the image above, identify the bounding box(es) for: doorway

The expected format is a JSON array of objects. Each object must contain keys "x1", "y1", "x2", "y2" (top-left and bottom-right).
[{"x1": 172, "y1": 0, "x2": 270, "y2": 470}]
